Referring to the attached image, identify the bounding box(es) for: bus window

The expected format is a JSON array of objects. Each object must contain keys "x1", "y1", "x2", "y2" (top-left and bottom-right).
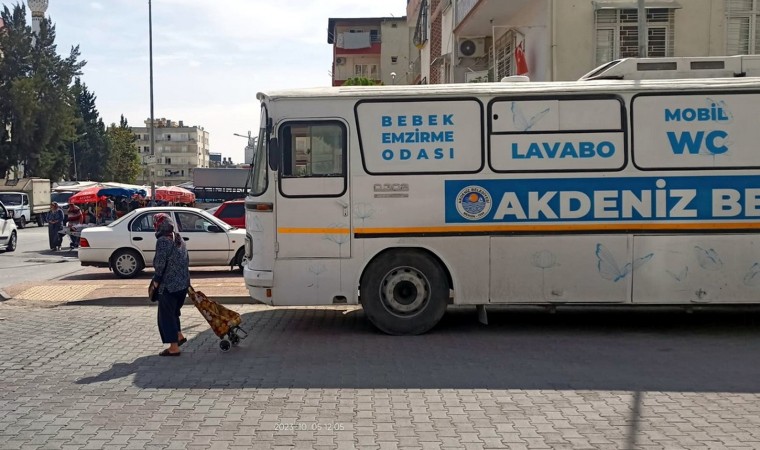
[{"x1": 281, "y1": 122, "x2": 345, "y2": 178}]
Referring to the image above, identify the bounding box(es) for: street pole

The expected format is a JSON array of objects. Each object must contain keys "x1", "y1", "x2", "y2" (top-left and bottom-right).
[
  {"x1": 638, "y1": 0, "x2": 647, "y2": 58},
  {"x1": 149, "y1": 0, "x2": 156, "y2": 206},
  {"x1": 71, "y1": 131, "x2": 86, "y2": 181},
  {"x1": 71, "y1": 142, "x2": 78, "y2": 180}
]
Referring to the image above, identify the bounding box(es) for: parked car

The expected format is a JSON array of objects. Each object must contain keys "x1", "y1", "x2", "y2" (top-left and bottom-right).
[
  {"x1": 0, "y1": 201, "x2": 18, "y2": 252},
  {"x1": 212, "y1": 200, "x2": 245, "y2": 228},
  {"x1": 78, "y1": 206, "x2": 247, "y2": 278}
]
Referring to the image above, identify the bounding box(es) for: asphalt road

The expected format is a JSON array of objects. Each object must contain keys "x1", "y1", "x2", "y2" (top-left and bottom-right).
[{"x1": 0, "y1": 224, "x2": 90, "y2": 289}]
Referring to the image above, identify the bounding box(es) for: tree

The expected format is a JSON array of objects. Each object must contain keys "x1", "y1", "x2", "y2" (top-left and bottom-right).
[
  {"x1": 70, "y1": 78, "x2": 109, "y2": 181},
  {"x1": 105, "y1": 116, "x2": 140, "y2": 183},
  {"x1": 0, "y1": 4, "x2": 85, "y2": 180},
  {"x1": 342, "y1": 77, "x2": 382, "y2": 86}
]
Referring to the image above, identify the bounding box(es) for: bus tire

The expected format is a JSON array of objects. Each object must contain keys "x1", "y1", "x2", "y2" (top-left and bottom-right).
[{"x1": 360, "y1": 250, "x2": 448, "y2": 335}]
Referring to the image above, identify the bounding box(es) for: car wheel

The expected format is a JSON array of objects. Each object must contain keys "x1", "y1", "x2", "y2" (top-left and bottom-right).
[
  {"x1": 360, "y1": 250, "x2": 449, "y2": 336},
  {"x1": 17, "y1": 217, "x2": 25, "y2": 229},
  {"x1": 234, "y1": 247, "x2": 247, "y2": 272},
  {"x1": 111, "y1": 249, "x2": 144, "y2": 279},
  {"x1": 6, "y1": 231, "x2": 17, "y2": 252},
  {"x1": 36, "y1": 215, "x2": 44, "y2": 227}
]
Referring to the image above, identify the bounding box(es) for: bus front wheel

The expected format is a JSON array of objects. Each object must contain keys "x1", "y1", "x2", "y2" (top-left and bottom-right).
[{"x1": 360, "y1": 250, "x2": 448, "y2": 335}]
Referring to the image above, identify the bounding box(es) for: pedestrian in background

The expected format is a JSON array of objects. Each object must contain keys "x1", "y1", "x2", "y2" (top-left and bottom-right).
[
  {"x1": 150, "y1": 213, "x2": 191, "y2": 356},
  {"x1": 66, "y1": 204, "x2": 83, "y2": 249},
  {"x1": 47, "y1": 202, "x2": 65, "y2": 251}
]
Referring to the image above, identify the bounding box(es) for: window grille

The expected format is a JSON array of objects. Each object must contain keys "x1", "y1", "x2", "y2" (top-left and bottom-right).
[
  {"x1": 594, "y1": 8, "x2": 675, "y2": 66},
  {"x1": 354, "y1": 64, "x2": 379, "y2": 79},
  {"x1": 493, "y1": 29, "x2": 515, "y2": 80},
  {"x1": 413, "y1": 0, "x2": 428, "y2": 49},
  {"x1": 726, "y1": 0, "x2": 759, "y2": 54}
]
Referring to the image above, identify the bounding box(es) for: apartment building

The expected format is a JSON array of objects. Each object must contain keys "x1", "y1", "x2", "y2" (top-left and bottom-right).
[
  {"x1": 133, "y1": 118, "x2": 210, "y2": 186},
  {"x1": 407, "y1": 0, "x2": 759, "y2": 83},
  {"x1": 327, "y1": 16, "x2": 416, "y2": 85}
]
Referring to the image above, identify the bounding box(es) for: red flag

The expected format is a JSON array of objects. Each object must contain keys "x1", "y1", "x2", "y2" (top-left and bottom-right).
[{"x1": 515, "y1": 40, "x2": 529, "y2": 75}]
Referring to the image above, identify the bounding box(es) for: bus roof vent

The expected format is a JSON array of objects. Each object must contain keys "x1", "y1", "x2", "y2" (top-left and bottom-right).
[
  {"x1": 501, "y1": 75, "x2": 530, "y2": 83},
  {"x1": 579, "y1": 55, "x2": 760, "y2": 81}
]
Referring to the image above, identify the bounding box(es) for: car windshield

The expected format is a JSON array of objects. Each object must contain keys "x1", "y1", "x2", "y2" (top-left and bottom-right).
[
  {"x1": 51, "y1": 192, "x2": 75, "y2": 204},
  {"x1": 0, "y1": 193, "x2": 22, "y2": 206},
  {"x1": 205, "y1": 211, "x2": 233, "y2": 230}
]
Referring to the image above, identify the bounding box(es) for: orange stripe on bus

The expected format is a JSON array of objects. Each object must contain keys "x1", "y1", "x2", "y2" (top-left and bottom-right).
[{"x1": 354, "y1": 222, "x2": 760, "y2": 234}]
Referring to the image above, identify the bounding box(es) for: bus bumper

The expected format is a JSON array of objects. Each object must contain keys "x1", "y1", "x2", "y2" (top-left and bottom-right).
[{"x1": 243, "y1": 267, "x2": 274, "y2": 305}]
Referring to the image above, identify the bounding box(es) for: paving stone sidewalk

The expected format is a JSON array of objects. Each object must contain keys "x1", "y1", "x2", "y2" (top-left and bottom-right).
[{"x1": 1, "y1": 299, "x2": 760, "y2": 449}]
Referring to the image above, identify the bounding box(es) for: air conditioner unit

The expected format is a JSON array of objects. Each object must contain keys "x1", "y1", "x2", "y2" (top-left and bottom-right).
[
  {"x1": 336, "y1": 57, "x2": 346, "y2": 65},
  {"x1": 458, "y1": 37, "x2": 486, "y2": 58}
]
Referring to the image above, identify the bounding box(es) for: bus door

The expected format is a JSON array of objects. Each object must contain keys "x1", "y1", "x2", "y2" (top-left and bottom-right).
[{"x1": 275, "y1": 120, "x2": 350, "y2": 259}]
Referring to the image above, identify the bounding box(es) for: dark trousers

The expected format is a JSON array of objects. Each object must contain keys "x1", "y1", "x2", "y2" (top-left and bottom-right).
[
  {"x1": 48, "y1": 224, "x2": 62, "y2": 249},
  {"x1": 157, "y1": 288, "x2": 188, "y2": 344}
]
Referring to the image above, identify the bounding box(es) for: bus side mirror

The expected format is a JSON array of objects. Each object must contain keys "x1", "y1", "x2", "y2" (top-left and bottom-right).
[{"x1": 268, "y1": 137, "x2": 280, "y2": 171}]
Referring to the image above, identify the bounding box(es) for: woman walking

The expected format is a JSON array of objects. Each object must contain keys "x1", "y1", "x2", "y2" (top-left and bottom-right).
[
  {"x1": 47, "y1": 202, "x2": 65, "y2": 251},
  {"x1": 150, "y1": 213, "x2": 190, "y2": 356}
]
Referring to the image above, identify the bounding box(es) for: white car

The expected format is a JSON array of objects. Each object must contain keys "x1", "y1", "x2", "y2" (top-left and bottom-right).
[
  {"x1": 0, "y1": 201, "x2": 18, "y2": 252},
  {"x1": 78, "y1": 206, "x2": 247, "y2": 278}
]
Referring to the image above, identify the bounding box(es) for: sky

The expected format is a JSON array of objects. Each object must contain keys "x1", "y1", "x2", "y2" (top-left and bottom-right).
[{"x1": 34, "y1": 0, "x2": 408, "y2": 163}]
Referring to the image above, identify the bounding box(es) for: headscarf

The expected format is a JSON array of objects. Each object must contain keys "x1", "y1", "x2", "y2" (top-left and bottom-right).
[{"x1": 153, "y1": 213, "x2": 183, "y2": 247}]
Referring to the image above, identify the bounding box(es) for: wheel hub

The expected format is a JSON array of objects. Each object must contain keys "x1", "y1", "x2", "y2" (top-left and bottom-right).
[
  {"x1": 380, "y1": 267, "x2": 430, "y2": 316},
  {"x1": 115, "y1": 254, "x2": 136, "y2": 274}
]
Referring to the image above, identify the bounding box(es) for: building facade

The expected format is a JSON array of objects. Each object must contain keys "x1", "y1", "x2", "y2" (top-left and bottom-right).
[
  {"x1": 327, "y1": 16, "x2": 416, "y2": 86},
  {"x1": 407, "y1": 0, "x2": 759, "y2": 83},
  {"x1": 133, "y1": 118, "x2": 210, "y2": 186}
]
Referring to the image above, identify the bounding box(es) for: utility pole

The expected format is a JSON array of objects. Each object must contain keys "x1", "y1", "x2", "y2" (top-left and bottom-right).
[
  {"x1": 71, "y1": 142, "x2": 78, "y2": 181},
  {"x1": 149, "y1": 0, "x2": 156, "y2": 205},
  {"x1": 638, "y1": 0, "x2": 648, "y2": 58},
  {"x1": 71, "y1": 132, "x2": 87, "y2": 181}
]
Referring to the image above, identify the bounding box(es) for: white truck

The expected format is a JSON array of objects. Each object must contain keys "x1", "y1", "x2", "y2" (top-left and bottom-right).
[{"x1": 0, "y1": 178, "x2": 52, "y2": 228}]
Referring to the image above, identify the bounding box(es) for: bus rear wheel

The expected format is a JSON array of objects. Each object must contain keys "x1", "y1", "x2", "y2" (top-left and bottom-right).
[{"x1": 360, "y1": 250, "x2": 448, "y2": 335}]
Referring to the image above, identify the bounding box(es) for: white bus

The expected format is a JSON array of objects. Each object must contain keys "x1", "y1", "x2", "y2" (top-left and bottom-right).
[{"x1": 244, "y1": 57, "x2": 760, "y2": 335}]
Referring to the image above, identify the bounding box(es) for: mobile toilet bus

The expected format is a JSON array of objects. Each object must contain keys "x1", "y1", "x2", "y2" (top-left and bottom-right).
[{"x1": 244, "y1": 56, "x2": 760, "y2": 335}]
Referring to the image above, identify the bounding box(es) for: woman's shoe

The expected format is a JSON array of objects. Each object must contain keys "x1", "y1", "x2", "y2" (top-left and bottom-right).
[
  {"x1": 178, "y1": 338, "x2": 187, "y2": 347},
  {"x1": 159, "y1": 349, "x2": 180, "y2": 357}
]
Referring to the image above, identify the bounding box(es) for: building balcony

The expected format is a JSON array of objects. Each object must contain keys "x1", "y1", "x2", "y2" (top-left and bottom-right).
[
  {"x1": 454, "y1": 0, "x2": 532, "y2": 36},
  {"x1": 335, "y1": 42, "x2": 382, "y2": 55}
]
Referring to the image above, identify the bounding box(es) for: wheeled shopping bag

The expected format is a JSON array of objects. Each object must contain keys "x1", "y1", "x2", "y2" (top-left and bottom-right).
[{"x1": 188, "y1": 286, "x2": 247, "y2": 352}]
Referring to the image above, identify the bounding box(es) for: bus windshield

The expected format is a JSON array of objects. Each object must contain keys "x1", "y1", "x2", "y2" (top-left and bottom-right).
[{"x1": 250, "y1": 106, "x2": 268, "y2": 196}]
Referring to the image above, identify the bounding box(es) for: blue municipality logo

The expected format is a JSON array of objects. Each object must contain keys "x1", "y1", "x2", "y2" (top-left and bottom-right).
[{"x1": 455, "y1": 185, "x2": 492, "y2": 221}]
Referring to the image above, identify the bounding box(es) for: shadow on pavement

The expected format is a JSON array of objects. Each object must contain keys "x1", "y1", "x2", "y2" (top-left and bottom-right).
[
  {"x1": 66, "y1": 296, "x2": 252, "y2": 307},
  {"x1": 60, "y1": 268, "x2": 244, "y2": 281},
  {"x1": 76, "y1": 306, "x2": 760, "y2": 393}
]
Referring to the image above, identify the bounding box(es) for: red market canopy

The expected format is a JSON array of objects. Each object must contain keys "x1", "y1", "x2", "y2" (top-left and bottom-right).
[
  {"x1": 67, "y1": 185, "x2": 106, "y2": 205},
  {"x1": 67, "y1": 184, "x2": 147, "y2": 205}
]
